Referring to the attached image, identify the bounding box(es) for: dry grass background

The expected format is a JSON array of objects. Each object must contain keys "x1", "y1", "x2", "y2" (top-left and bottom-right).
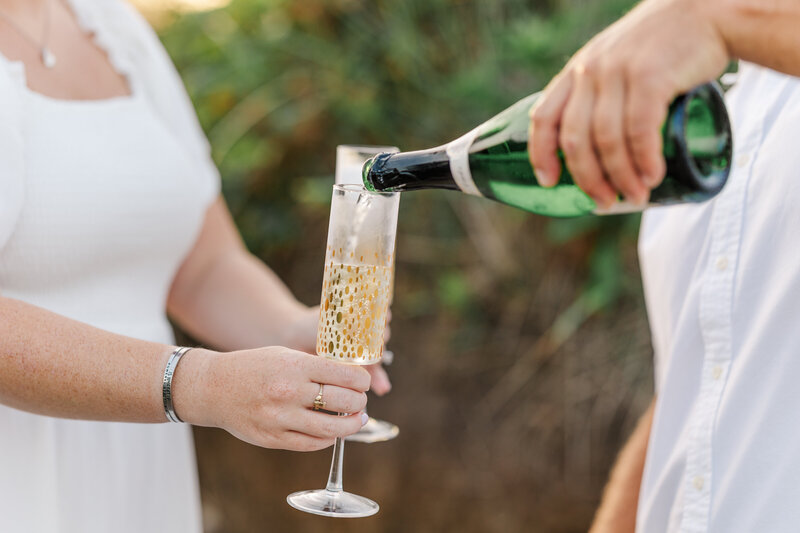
[{"x1": 190, "y1": 198, "x2": 654, "y2": 533}]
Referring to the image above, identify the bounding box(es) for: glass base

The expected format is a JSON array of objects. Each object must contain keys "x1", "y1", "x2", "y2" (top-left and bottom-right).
[
  {"x1": 346, "y1": 417, "x2": 400, "y2": 443},
  {"x1": 287, "y1": 489, "x2": 379, "y2": 518}
]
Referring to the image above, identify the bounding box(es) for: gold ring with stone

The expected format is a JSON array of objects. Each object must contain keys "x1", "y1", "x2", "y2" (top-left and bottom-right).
[{"x1": 313, "y1": 383, "x2": 326, "y2": 411}]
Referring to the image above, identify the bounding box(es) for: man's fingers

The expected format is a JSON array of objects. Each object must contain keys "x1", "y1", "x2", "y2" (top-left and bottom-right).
[
  {"x1": 559, "y1": 69, "x2": 617, "y2": 208},
  {"x1": 593, "y1": 75, "x2": 649, "y2": 205},
  {"x1": 625, "y1": 77, "x2": 668, "y2": 188},
  {"x1": 529, "y1": 73, "x2": 572, "y2": 187}
]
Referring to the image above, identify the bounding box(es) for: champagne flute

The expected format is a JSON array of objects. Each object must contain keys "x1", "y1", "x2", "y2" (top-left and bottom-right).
[
  {"x1": 287, "y1": 184, "x2": 399, "y2": 517},
  {"x1": 335, "y1": 145, "x2": 401, "y2": 444}
]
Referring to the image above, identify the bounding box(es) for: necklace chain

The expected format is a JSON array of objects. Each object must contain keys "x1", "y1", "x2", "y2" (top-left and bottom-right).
[{"x1": 0, "y1": 0, "x2": 56, "y2": 69}]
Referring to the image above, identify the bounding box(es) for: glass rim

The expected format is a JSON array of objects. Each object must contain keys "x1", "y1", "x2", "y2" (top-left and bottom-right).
[
  {"x1": 333, "y1": 183, "x2": 398, "y2": 197},
  {"x1": 336, "y1": 144, "x2": 400, "y2": 152}
]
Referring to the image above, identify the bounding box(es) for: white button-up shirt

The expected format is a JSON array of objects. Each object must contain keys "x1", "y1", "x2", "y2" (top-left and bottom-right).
[{"x1": 637, "y1": 63, "x2": 800, "y2": 533}]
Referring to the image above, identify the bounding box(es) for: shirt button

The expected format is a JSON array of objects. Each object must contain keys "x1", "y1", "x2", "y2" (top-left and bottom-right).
[
  {"x1": 716, "y1": 257, "x2": 729, "y2": 271},
  {"x1": 693, "y1": 476, "x2": 705, "y2": 491},
  {"x1": 737, "y1": 154, "x2": 751, "y2": 168},
  {"x1": 713, "y1": 365, "x2": 723, "y2": 380}
]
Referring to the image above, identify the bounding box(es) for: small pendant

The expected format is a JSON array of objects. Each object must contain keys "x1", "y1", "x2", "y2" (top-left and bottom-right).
[{"x1": 41, "y1": 47, "x2": 57, "y2": 69}]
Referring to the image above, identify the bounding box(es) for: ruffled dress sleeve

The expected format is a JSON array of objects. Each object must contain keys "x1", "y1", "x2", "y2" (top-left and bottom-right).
[{"x1": 71, "y1": 0, "x2": 222, "y2": 206}]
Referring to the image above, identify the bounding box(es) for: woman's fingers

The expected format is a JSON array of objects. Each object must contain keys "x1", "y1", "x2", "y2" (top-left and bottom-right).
[
  {"x1": 290, "y1": 410, "x2": 366, "y2": 440},
  {"x1": 208, "y1": 347, "x2": 377, "y2": 451},
  {"x1": 282, "y1": 431, "x2": 336, "y2": 452},
  {"x1": 300, "y1": 382, "x2": 367, "y2": 414},
  {"x1": 366, "y1": 363, "x2": 392, "y2": 396},
  {"x1": 305, "y1": 356, "x2": 371, "y2": 392}
]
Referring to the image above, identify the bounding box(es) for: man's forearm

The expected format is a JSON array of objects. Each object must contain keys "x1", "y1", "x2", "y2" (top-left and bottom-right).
[
  {"x1": 589, "y1": 398, "x2": 656, "y2": 533},
  {"x1": 712, "y1": 0, "x2": 800, "y2": 76}
]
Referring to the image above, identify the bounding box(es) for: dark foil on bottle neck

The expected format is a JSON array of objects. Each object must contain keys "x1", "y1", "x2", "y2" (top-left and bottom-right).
[{"x1": 363, "y1": 149, "x2": 458, "y2": 192}]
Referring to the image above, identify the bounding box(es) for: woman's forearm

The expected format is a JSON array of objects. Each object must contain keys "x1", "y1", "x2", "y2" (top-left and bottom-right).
[
  {"x1": 0, "y1": 296, "x2": 371, "y2": 450},
  {"x1": 168, "y1": 249, "x2": 312, "y2": 352},
  {"x1": 0, "y1": 296, "x2": 190, "y2": 422},
  {"x1": 166, "y1": 197, "x2": 315, "y2": 353},
  {"x1": 589, "y1": 398, "x2": 656, "y2": 533}
]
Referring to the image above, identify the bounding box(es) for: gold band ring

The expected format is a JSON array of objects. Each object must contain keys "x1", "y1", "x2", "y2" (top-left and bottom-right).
[{"x1": 313, "y1": 383, "x2": 326, "y2": 411}]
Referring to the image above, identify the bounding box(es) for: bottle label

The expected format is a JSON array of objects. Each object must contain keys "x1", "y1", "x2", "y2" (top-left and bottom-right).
[
  {"x1": 446, "y1": 129, "x2": 484, "y2": 198},
  {"x1": 592, "y1": 201, "x2": 653, "y2": 215}
]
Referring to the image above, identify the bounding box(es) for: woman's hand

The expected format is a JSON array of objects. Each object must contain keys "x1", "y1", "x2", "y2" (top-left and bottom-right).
[
  {"x1": 366, "y1": 362, "x2": 392, "y2": 396},
  {"x1": 528, "y1": 0, "x2": 729, "y2": 207},
  {"x1": 174, "y1": 347, "x2": 371, "y2": 451},
  {"x1": 281, "y1": 306, "x2": 322, "y2": 354},
  {"x1": 283, "y1": 305, "x2": 394, "y2": 396}
]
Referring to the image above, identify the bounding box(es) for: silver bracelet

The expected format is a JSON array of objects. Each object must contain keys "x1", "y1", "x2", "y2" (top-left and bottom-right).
[{"x1": 162, "y1": 346, "x2": 192, "y2": 423}]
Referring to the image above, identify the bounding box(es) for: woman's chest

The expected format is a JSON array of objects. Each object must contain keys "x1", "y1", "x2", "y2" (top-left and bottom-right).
[{"x1": 0, "y1": 95, "x2": 209, "y2": 290}]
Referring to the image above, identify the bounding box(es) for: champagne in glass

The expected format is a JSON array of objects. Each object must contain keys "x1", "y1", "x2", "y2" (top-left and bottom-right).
[
  {"x1": 335, "y1": 145, "x2": 401, "y2": 444},
  {"x1": 317, "y1": 261, "x2": 392, "y2": 364},
  {"x1": 287, "y1": 184, "x2": 399, "y2": 518}
]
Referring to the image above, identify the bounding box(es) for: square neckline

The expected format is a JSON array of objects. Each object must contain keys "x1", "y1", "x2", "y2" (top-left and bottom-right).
[{"x1": 0, "y1": 0, "x2": 138, "y2": 104}]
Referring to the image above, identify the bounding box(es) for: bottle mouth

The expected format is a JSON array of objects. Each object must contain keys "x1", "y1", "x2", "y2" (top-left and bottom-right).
[
  {"x1": 361, "y1": 156, "x2": 378, "y2": 191},
  {"x1": 361, "y1": 152, "x2": 397, "y2": 192},
  {"x1": 668, "y1": 82, "x2": 732, "y2": 195}
]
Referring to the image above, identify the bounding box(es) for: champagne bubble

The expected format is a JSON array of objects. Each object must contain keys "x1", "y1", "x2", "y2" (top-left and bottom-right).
[{"x1": 317, "y1": 261, "x2": 391, "y2": 363}]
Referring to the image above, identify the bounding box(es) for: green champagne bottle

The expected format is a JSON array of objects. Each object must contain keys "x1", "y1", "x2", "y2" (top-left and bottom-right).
[{"x1": 362, "y1": 83, "x2": 732, "y2": 217}]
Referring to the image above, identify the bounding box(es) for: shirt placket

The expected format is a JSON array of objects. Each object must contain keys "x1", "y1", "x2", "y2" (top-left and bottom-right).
[{"x1": 678, "y1": 134, "x2": 761, "y2": 533}]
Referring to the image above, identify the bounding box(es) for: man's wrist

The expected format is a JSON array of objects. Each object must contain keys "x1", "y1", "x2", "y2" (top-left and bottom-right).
[{"x1": 693, "y1": 0, "x2": 748, "y2": 60}]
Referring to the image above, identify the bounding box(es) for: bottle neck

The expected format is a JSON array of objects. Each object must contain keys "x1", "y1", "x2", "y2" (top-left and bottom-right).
[{"x1": 364, "y1": 147, "x2": 458, "y2": 192}]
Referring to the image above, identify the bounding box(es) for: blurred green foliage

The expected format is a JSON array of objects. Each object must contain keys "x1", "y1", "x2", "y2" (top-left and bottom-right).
[
  {"x1": 161, "y1": 0, "x2": 639, "y2": 316},
  {"x1": 160, "y1": 2, "x2": 655, "y2": 530}
]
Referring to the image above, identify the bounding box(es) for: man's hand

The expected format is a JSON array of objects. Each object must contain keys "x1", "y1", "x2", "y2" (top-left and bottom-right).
[{"x1": 528, "y1": 0, "x2": 729, "y2": 208}]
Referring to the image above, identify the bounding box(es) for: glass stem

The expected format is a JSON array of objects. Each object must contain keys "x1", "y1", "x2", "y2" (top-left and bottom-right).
[{"x1": 325, "y1": 435, "x2": 345, "y2": 493}]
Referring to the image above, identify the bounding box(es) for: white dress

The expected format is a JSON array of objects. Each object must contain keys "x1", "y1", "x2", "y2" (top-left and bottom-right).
[{"x1": 0, "y1": 1, "x2": 220, "y2": 531}]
